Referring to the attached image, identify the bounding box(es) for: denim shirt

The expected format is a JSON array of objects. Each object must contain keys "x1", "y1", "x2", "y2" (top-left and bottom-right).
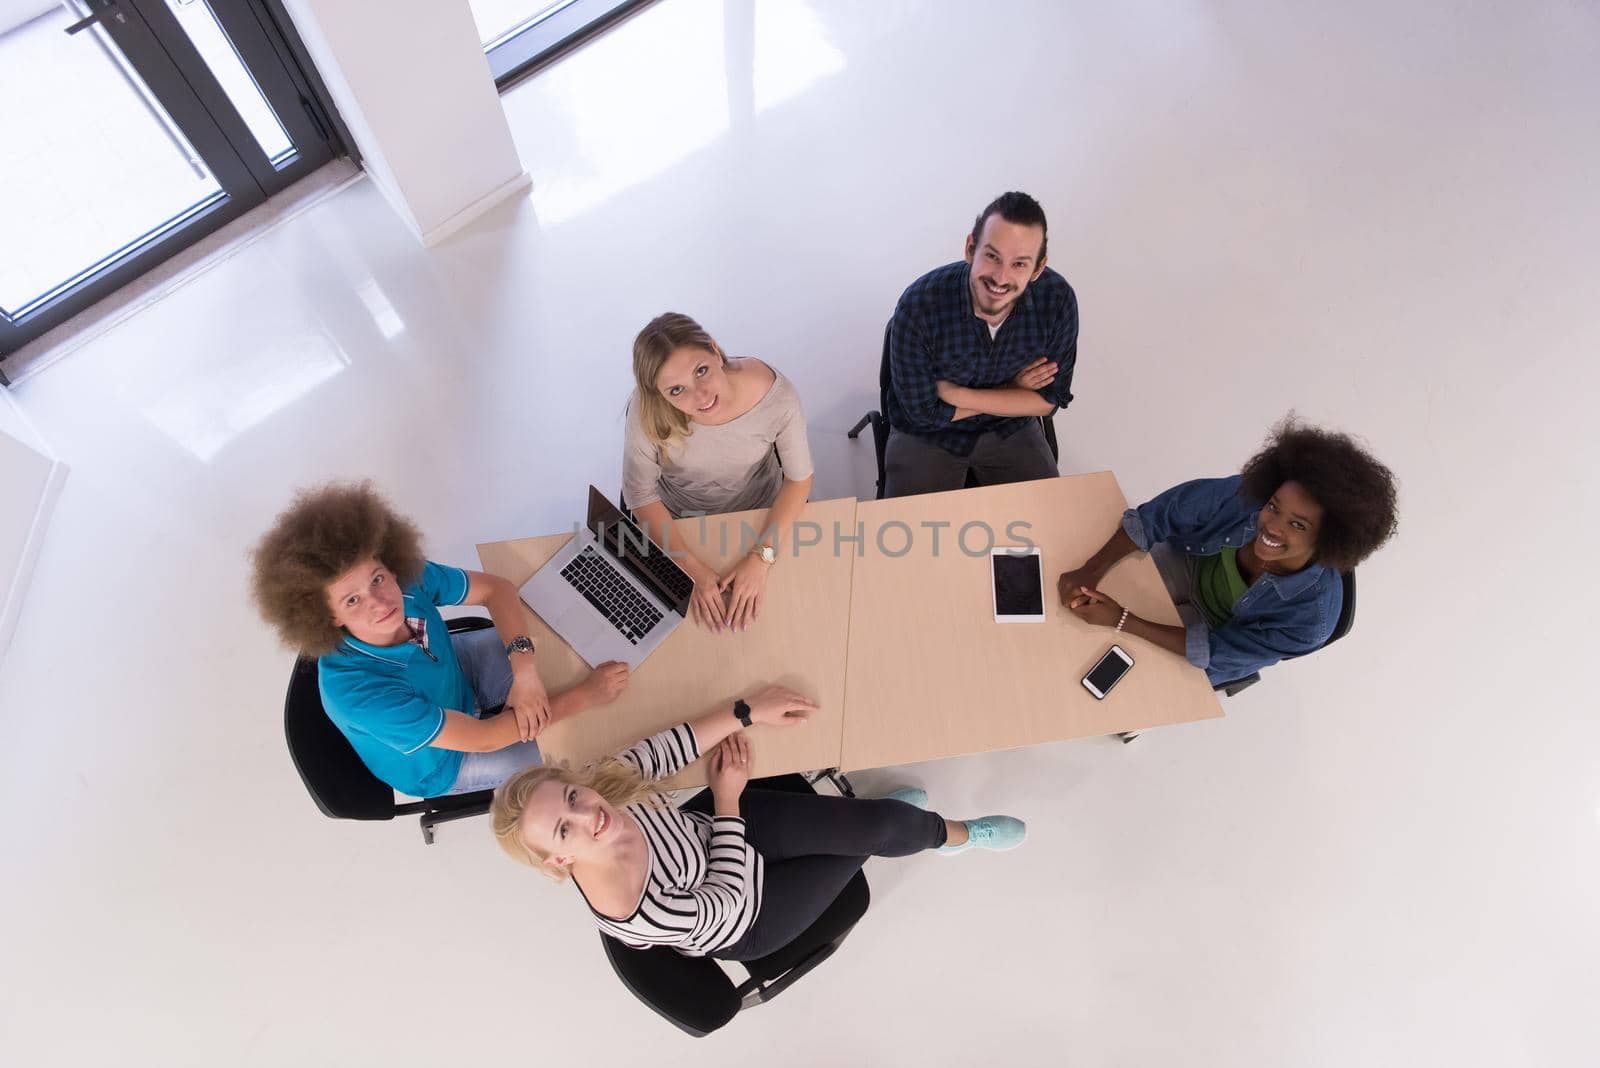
[{"x1": 1121, "y1": 474, "x2": 1342, "y2": 685}]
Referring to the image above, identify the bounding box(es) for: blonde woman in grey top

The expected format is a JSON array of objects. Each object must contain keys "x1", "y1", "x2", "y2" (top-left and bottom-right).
[{"x1": 623, "y1": 312, "x2": 815, "y2": 633}]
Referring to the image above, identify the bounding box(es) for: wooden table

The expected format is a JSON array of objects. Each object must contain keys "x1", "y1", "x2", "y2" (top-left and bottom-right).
[
  {"x1": 477, "y1": 477, "x2": 1223, "y2": 785},
  {"x1": 838, "y1": 473, "x2": 1223, "y2": 771},
  {"x1": 477, "y1": 497, "x2": 858, "y2": 788}
]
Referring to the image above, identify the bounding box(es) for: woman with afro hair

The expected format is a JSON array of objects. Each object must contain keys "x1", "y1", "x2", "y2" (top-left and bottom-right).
[
  {"x1": 1058, "y1": 416, "x2": 1398, "y2": 688},
  {"x1": 252, "y1": 483, "x2": 629, "y2": 798}
]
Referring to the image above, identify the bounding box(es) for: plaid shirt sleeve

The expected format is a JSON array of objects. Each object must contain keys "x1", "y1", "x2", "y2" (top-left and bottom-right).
[
  {"x1": 888, "y1": 300, "x2": 956, "y2": 429},
  {"x1": 1038, "y1": 283, "x2": 1079, "y2": 409}
]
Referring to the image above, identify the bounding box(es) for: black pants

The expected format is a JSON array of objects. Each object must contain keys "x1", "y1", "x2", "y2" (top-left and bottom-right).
[{"x1": 700, "y1": 789, "x2": 947, "y2": 962}]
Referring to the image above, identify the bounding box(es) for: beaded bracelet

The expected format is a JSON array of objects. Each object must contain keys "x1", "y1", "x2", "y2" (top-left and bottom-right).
[{"x1": 1115, "y1": 608, "x2": 1129, "y2": 632}]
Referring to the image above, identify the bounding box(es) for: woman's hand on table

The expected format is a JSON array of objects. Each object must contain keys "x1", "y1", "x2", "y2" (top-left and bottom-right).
[
  {"x1": 718, "y1": 553, "x2": 770, "y2": 632},
  {"x1": 1067, "y1": 586, "x2": 1125, "y2": 628},
  {"x1": 708, "y1": 733, "x2": 753, "y2": 810},
  {"x1": 685, "y1": 559, "x2": 729, "y2": 633},
  {"x1": 745, "y1": 684, "x2": 817, "y2": 728}
]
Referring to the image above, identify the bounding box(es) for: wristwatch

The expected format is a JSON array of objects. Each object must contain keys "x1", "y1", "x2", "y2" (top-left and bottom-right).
[
  {"x1": 733, "y1": 698, "x2": 753, "y2": 727},
  {"x1": 753, "y1": 544, "x2": 777, "y2": 565},
  {"x1": 505, "y1": 635, "x2": 535, "y2": 657}
]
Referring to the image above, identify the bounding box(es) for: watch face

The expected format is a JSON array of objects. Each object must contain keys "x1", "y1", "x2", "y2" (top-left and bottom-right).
[{"x1": 759, "y1": 546, "x2": 777, "y2": 564}]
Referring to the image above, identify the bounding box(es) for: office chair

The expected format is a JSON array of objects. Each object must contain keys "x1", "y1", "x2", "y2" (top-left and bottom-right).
[
  {"x1": 283, "y1": 615, "x2": 501, "y2": 844},
  {"x1": 598, "y1": 772, "x2": 870, "y2": 1037},
  {"x1": 848, "y1": 321, "x2": 1060, "y2": 500}
]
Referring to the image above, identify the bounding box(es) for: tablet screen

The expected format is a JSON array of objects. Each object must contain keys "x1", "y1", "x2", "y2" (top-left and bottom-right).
[{"x1": 992, "y1": 553, "x2": 1044, "y2": 616}]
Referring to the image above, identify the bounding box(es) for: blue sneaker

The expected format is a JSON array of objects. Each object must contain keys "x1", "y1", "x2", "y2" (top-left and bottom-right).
[
  {"x1": 938, "y1": 815, "x2": 1027, "y2": 854},
  {"x1": 884, "y1": 787, "x2": 928, "y2": 809}
]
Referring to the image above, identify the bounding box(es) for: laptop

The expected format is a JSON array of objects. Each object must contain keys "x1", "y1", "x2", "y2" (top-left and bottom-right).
[{"x1": 519, "y1": 486, "x2": 695, "y2": 670}]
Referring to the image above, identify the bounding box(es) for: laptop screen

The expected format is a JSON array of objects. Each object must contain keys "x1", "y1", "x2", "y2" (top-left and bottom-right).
[{"x1": 585, "y1": 487, "x2": 693, "y2": 612}]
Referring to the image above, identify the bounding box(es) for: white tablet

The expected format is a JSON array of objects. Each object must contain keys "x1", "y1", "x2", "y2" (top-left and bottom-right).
[{"x1": 991, "y1": 546, "x2": 1045, "y2": 623}]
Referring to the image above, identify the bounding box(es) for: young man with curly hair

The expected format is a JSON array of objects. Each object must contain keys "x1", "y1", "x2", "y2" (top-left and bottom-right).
[
  {"x1": 252, "y1": 483, "x2": 628, "y2": 798},
  {"x1": 1058, "y1": 417, "x2": 1398, "y2": 688}
]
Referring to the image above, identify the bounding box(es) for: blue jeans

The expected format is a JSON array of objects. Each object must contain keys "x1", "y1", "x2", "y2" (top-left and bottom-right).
[{"x1": 442, "y1": 626, "x2": 542, "y2": 795}]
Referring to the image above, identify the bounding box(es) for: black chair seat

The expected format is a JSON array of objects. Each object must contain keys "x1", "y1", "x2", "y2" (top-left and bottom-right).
[
  {"x1": 600, "y1": 937, "x2": 740, "y2": 1037},
  {"x1": 283, "y1": 615, "x2": 499, "y2": 843}
]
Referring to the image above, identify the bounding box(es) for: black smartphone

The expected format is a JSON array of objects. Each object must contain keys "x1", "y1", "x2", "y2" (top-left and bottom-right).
[{"x1": 1082, "y1": 644, "x2": 1134, "y2": 699}]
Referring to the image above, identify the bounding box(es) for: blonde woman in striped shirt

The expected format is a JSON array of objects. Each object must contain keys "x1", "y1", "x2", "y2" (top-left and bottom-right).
[{"x1": 491, "y1": 687, "x2": 1026, "y2": 960}]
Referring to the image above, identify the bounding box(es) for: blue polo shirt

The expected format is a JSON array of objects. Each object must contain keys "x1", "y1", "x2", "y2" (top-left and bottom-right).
[{"x1": 317, "y1": 561, "x2": 475, "y2": 797}]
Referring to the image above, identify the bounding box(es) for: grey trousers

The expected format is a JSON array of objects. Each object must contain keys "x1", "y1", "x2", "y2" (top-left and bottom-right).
[{"x1": 883, "y1": 420, "x2": 1058, "y2": 498}]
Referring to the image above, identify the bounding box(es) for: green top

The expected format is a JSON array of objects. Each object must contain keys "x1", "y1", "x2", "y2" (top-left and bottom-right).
[{"x1": 1191, "y1": 546, "x2": 1250, "y2": 628}]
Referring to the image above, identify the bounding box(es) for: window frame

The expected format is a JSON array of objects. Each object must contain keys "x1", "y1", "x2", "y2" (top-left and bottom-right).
[
  {"x1": 0, "y1": 0, "x2": 344, "y2": 369},
  {"x1": 484, "y1": 0, "x2": 653, "y2": 91}
]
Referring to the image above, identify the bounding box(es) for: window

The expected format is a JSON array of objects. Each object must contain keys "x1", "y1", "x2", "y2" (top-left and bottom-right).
[
  {"x1": 0, "y1": 0, "x2": 344, "y2": 366},
  {"x1": 469, "y1": 0, "x2": 652, "y2": 89}
]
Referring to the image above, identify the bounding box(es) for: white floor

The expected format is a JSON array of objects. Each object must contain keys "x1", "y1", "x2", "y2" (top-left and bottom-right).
[{"x1": 2, "y1": 2, "x2": 1598, "y2": 1065}]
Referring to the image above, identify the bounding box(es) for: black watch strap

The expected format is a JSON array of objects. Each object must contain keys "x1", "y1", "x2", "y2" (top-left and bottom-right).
[{"x1": 733, "y1": 699, "x2": 753, "y2": 727}]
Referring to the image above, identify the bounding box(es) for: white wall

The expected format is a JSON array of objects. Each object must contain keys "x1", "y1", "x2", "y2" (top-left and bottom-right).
[
  {"x1": 278, "y1": 0, "x2": 529, "y2": 244},
  {"x1": 0, "y1": 396, "x2": 64, "y2": 666},
  {"x1": 0, "y1": 1, "x2": 54, "y2": 36}
]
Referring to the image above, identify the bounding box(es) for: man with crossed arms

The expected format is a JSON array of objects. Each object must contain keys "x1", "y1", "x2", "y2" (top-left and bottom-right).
[{"x1": 884, "y1": 190, "x2": 1079, "y2": 497}]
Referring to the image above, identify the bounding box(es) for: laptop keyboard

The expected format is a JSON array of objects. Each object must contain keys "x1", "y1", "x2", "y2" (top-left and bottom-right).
[
  {"x1": 609, "y1": 515, "x2": 695, "y2": 603},
  {"x1": 560, "y1": 546, "x2": 663, "y2": 645}
]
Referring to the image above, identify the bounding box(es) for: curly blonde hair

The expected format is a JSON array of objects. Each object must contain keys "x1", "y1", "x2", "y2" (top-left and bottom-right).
[
  {"x1": 492, "y1": 759, "x2": 666, "y2": 881},
  {"x1": 250, "y1": 482, "x2": 426, "y2": 656},
  {"x1": 631, "y1": 312, "x2": 728, "y2": 456}
]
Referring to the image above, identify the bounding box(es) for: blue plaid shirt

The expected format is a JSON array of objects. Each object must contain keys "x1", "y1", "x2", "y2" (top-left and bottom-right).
[{"x1": 886, "y1": 261, "x2": 1078, "y2": 456}]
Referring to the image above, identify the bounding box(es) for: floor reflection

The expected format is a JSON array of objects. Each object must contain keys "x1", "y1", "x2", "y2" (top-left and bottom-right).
[
  {"x1": 753, "y1": 0, "x2": 845, "y2": 113},
  {"x1": 140, "y1": 328, "x2": 348, "y2": 462},
  {"x1": 511, "y1": 0, "x2": 730, "y2": 227}
]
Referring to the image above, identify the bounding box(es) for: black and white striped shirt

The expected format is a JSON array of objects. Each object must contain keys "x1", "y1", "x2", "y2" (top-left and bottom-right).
[{"x1": 581, "y1": 723, "x2": 763, "y2": 957}]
